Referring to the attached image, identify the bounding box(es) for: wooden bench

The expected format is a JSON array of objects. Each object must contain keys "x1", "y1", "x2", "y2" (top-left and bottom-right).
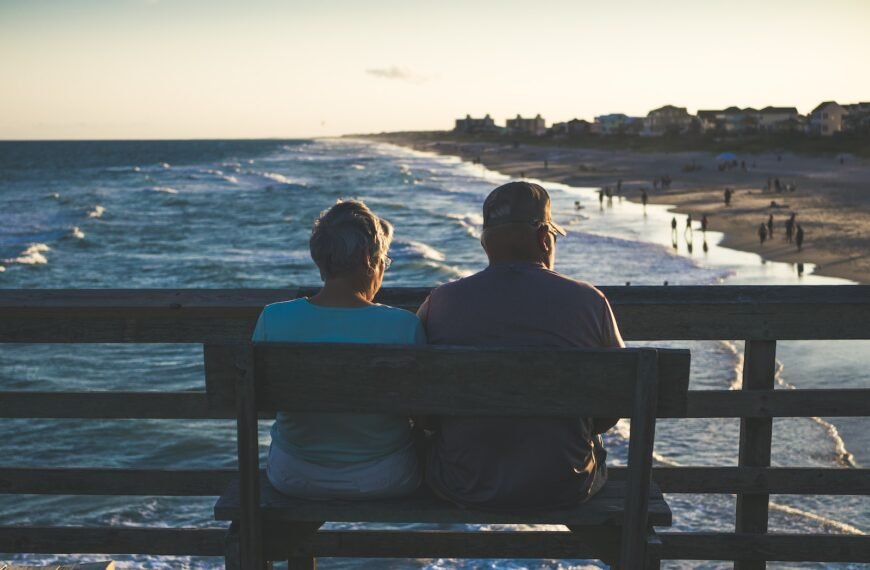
[{"x1": 205, "y1": 343, "x2": 691, "y2": 570}]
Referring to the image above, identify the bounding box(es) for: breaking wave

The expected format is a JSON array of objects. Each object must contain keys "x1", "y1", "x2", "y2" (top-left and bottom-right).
[
  {"x1": 87, "y1": 205, "x2": 106, "y2": 218},
  {"x1": 2, "y1": 243, "x2": 50, "y2": 265}
]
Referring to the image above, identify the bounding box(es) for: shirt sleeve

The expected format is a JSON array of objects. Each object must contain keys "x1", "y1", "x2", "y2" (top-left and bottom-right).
[
  {"x1": 416, "y1": 295, "x2": 431, "y2": 331},
  {"x1": 251, "y1": 309, "x2": 267, "y2": 342},
  {"x1": 599, "y1": 296, "x2": 625, "y2": 348},
  {"x1": 412, "y1": 317, "x2": 427, "y2": 345}
]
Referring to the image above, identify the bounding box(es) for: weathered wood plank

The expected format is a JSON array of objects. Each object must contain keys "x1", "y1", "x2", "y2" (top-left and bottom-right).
[
  {"x1": 0, "y1": 526, "x2": 225, "y2": 556},
  {"x1": 252, "y1": 530, "x2": 869, "y2": 562},
  {"x1": 215, "y1": 476, "x2": 672, "y2": 527},
  {"x1": 2, "y1": 286, "x2": 869, "y2": 342},
  {"x1": 3, "y1": 387, "x2": 865, "y2": 420},
  {"x1": 0, "y1": 392, "x2": 227, "y2": 419},
  {"x1": 735, "y1": 340, "x2": 777, "y2": 570},
  {"x1": 234, "y1": 345, "x2": 264, "y2": 570},
  {"x1": 4, "y1": 466, "x2": 867, "y2": 496},
  {"x1": 0, "y1": 560, "x2": 115, "y2": 570},
  {"x1": 683, "y1": 389, "x2": 870, "y2": 418},
  {"x1": 262, "y1": 528, "x2": 619, "y2": 560},
  {"x1": 239, "y1": 344, "x2": 690, "y2": 417},
  {"x1": 659, "y1": 532, "x2": 870, "y2": 562},
  {"x1": 0, "y1": 468, "x2": 236, "y2": 496},
  {"x1": 621, "y1": 349, "x2": 660, "y2": 568},
  {"x1": 646, "y1": 467, "x2": 870, "y2": 495}
]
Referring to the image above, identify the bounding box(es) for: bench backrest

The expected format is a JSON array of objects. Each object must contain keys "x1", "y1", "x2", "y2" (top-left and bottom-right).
[
  {"x1": 204, "y1": 343, "x2": 691, "y2": 416},
  {"x1": 204, "y1": 342, "x2": 690, "y2": 570}
]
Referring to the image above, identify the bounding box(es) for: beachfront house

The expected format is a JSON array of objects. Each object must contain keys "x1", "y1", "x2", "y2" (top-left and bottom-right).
[
  {"x1": 757, "y1": 106, "x2": 801, "y2": 132},
  {"x1": 505, "y1": 114, "x2": 546, "y2": 136},
  {"x1": 695, "y1": 107, "x2": 760, "y2": 134},
  {"x1": 549, "y1": 118, "x2": 591, "y2": 137},
  {"x1": 644, "y1": 105, "x2": 692, "y2": 135},
  {"x1": 843, "y1": 102, "x2": 870, "y2": 133},
  {"x1": 454, "y1": 114, "x2": 498, "y2": 134},
  {"x1": 593, "y1": 113, "x2": 643, "y2": 135},
  {"x1": 809, "y1": 102, "x2": 848, "y2": 136}
]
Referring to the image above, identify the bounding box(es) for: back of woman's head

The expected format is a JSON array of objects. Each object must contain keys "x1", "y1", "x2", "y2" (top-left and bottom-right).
[{"x1": 309, "y1": 200, "x2": 393, "y2": 280}]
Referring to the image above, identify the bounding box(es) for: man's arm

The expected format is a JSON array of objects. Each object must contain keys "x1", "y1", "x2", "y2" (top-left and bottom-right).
[{"x1": 592, "y1": 295, "x2": 624, "y2": 434}]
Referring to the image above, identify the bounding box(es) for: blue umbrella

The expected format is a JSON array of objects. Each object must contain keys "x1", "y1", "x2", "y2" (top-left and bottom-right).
[{"x1": 716, "y1": 152, "x2": 737, "y2": 162}]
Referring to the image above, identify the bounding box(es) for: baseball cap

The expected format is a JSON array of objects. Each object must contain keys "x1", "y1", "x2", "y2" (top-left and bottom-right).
[{"x1": 482, "y1": 181, "x2": 567, "y2": 236}]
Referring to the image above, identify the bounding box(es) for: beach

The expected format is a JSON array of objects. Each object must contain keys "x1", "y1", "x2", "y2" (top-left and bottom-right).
[{"x1": 368, "y1": 133, "x2": 870, "y2": 284}]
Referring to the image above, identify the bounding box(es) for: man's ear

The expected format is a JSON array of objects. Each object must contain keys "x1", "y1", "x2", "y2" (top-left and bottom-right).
[{"x1": 536, "y1": 225, "x2": 550, "y2": 252}]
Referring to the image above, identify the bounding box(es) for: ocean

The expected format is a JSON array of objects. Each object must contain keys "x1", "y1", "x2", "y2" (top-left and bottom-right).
[{"x1": 0, "y1": 139, "x2": 866, "y2": 569}]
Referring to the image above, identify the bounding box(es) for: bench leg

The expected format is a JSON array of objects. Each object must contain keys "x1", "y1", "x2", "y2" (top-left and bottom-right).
[
  {"x1": 645, "y1": 529, "x2": 662, "y2": 570},
  {"x1": 227, "y1": 521, "x2": 273, "y2": 570}
]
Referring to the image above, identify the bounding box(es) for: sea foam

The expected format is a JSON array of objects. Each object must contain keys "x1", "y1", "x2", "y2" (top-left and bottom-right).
[
  {"x1": 87, "y1": 205, "x2": 106, "y2": 218},
  {"x1": 150, "y1": 186, "x2": 179, "y2": 194},
  {"x1": 3, "y1": 243, "x2": 50, "y2": 265},
  {"x1": 71, "y1": 227, "x2": 85, "y2": 239}
]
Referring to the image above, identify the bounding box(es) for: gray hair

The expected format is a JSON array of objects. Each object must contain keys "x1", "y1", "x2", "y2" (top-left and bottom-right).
[{"x1": 309, "y1": 200, "x2": 393, "y2": 279}]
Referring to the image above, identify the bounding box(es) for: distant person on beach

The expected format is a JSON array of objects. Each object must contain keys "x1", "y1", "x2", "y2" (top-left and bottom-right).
[
  {"x1": 786, "y1": 213, "x2": 796, "y2": 243},
  {"x1": 253, "y1": 200, "x2": 423, "y2": 500},
  {"x1": 724, "y1": 187, "x2": 732, "y2": 206},
  {"x1": 796, "y1": 224, "x2": 804, "y2": 251},
  {"x1": 418, "y1": 181, "x2": 624, "y2": 511},
  {"x1": 597, "y1": 188, "x2": 604, "y2": 206},
  {"x1": 767, "y1": 214, "x2": 774, "y2": 237},
  {"x1": 759, "y1": 222, "x2": 768, "y2": 246},
  {"x1": 701, "y1": 214, "x2": 708, "y2": 233},
  {"x1": 641, "y1": 188, "x2": 648, "y2": 206}
]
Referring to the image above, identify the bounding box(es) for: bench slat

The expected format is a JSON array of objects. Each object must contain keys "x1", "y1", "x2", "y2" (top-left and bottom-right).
[
  {"x1": 214, "y1": 476, "x2": 672, "y2": 527},
  {"x1": 204, "y1": 344, "x2": 690, "y2": 417}
]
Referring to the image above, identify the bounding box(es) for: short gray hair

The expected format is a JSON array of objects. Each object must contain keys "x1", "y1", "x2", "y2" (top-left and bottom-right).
[{"x1": 309, "y1": 200, "x2": 393, "y2": 279}]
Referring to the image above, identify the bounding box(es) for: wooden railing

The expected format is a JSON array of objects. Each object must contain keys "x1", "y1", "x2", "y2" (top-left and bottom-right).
[{"x1": 1, "y1": 286, "x2": 869, "y2": 566}]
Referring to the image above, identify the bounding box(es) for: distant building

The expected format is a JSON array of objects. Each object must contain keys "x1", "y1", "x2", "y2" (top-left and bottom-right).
[
  {"x1": 454, "y1": 114, "x2": 498, "y2": 134},
  {"x1": 550, "y1": 118, "x2": 591, "y2": 136},
  {"x1": 644, "y1": 105, "x2": 691, "y2": 134},
  {"x1": 506, "y1": 114, "x2": 546, "y2": 136},
  {"x1": 594, "y1": 113, "x2": 643, "y2": 135},
  {"x1": 843, "y1": 102, "x2": 870, "y2": 133},
  {"x1": 695, "y1": 107, "x2": 760, "y2": 134},
  {"x1": 757, "y1": 107, "x2": 801, "y2": 132},
  {"x1": 809, "y1": 102, "x2": 848, "y2": 136}
]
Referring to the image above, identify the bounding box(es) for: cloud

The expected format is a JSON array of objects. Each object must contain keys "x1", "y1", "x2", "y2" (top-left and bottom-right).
[{"x1": 365, "y1": 66, "x2": 425, "y2": 84}]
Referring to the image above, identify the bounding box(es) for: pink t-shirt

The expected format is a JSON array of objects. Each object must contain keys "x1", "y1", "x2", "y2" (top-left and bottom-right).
[{"x1": 418, "y1": 262, "x2": 624, "y2": 510}]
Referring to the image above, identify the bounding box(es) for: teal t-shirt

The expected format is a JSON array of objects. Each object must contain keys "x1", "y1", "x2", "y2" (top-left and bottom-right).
[{"x1": 252, "y1": 298, "x2": 426, "y2": 466}]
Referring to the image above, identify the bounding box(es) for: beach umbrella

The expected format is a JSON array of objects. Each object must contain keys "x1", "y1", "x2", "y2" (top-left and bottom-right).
[{"x1": 716, "y1": 152, "x2": 737, "y2": 162}]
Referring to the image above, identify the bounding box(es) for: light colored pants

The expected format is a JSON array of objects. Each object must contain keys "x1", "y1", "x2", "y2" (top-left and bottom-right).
[{"x1": 266, "y1": 443, "x2": 421, "y2": 500}]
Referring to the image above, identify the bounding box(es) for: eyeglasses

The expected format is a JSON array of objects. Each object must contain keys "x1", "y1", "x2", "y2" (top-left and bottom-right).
[{"x1": 534, "y1": 222, "x2": 559, "y2": 242}]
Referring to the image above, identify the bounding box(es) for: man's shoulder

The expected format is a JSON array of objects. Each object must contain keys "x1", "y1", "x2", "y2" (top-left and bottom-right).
[{"x1": 538, "y1": 269, "x2": 608, "y2": 300}]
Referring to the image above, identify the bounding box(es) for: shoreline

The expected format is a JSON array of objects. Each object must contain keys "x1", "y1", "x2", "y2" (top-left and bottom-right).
[{"x1": 365, "y1": 133, "x2": 870, "y2": 284}]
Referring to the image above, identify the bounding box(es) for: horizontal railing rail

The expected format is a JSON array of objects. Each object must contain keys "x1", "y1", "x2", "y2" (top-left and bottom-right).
[
  {"x1": 2, "y1": 286, "x2": 870, "y2": 341},
  {"x1": 1, "y1": 286, "x2": 869, "y2": 567}
]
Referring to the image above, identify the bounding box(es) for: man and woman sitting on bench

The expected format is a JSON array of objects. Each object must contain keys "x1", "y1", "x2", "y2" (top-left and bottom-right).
[{"x1": 251, "y1": 181, "x2": 624, "y2": 511}]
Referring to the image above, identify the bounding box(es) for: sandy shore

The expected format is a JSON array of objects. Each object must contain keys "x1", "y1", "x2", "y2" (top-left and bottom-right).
[{"x1": 368, "y1": 133, "x2": 870, "y2": 284}]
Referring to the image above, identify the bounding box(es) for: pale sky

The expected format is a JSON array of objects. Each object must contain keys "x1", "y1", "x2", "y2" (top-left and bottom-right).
[{"x1": 1, "y1": 0, "x2": 868, "y2": 140}]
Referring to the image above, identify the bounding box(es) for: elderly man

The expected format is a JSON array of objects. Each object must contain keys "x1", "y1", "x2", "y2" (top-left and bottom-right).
[{"x1": 418, "y1": 181, "x2": 624, "y2": 511}]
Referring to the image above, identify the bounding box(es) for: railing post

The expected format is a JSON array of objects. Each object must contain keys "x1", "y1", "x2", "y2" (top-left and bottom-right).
[{"x1": 734, "y1": 340, "x2": 777, "y2": 570}]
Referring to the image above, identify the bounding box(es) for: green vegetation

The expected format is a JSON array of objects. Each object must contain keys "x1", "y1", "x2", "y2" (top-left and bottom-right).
[{"x1": 362, "y1": 130, "x2": 870, "y2": 158}]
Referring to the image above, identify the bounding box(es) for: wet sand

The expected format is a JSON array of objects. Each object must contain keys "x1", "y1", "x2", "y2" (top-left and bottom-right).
[{"x1": 369, "y1": 134, "x2": 870, "y2": 284}]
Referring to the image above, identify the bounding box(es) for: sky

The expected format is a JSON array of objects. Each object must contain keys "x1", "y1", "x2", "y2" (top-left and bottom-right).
[{"x1": 1, "y1": 0, "x2": 869, "y2": 140}]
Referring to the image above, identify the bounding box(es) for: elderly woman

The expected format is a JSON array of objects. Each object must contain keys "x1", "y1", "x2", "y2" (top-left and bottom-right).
[{"x1": 252, "y1": 200, "x2": 424, "y2": 499}]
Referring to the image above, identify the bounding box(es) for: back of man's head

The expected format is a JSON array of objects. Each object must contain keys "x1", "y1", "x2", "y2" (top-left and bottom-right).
[{"x1": 480, "y1": 181, "x2": 566, "y2": 267}]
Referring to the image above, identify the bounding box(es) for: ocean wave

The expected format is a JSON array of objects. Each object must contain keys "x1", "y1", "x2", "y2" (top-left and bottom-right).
[
  {"x1": 392, "y1": 240, "x2": 446, "y2": 261},
  {"x1": 47, "y1": 192, "x2": 60, "y2": 200},
  {"x1": 150, "y1": 186, "x2": 179, "y2": 194},
  {"x1": 0, "y1": 265, "x2": 5, "y2": 272},
  {"x1": 447, "y1": 212, "x2": 483, "y2": 239},
  {"x1": 351, "y1": 164, "x2": 366, "y2": 170},
  {"x1": 160, "y1": 162, "x2": 171, "y2": 169},
  {"x1": 87, "y1": 205, "x2": 106, "y2": 218},
  {"x1": 70, "y1": 227, "x2": 85, "y2": 239},
  {"x1": 2, "y1": 243, "x2": 50, "y2": 265}
]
